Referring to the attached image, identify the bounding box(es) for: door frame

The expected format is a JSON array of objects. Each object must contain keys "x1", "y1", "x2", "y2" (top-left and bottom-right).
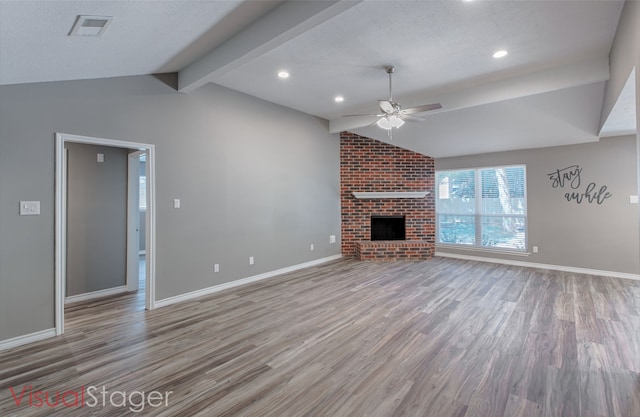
[
  {"x1": 127, "y1": 151, "x2": 144, "y2": 293},
  {"x1": 55, "y1": 133, "x2": 157, "y2": 336}
]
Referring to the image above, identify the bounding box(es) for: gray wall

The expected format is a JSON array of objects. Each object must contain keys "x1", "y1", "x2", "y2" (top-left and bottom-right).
[
  {"x1": 611, "y1": 0, "x2": 640, "y2": 271},
  {"x1": 65, "y1": 143, "x2": 128, "y2": 297},
  {"x1": 436, "y1": 136, "x2": 639, "y2": 274},
  {"x1": 0, "y1": 75, "x2": 341, "y2": 342},
  {"x1": 600, "y1": 0, "x2": 638, "y2": 128},
  {"x1": 601, "y1": 0, "x2": 639, "y2": 276}
]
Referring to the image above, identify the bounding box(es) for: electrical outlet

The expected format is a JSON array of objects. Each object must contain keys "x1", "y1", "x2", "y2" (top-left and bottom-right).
[
  {"x1": 173, "y1": 199, "x2": 181, "y2": 209},
  {"x1": 329, "y1": 235, "x2": 336, "y2": 244},
  {"x1": 532, "y1": 246, "x2": 539, "y2": 254},
  {"x1": 214, "y1": 264, "x2": 219, "y2": 273},
  {"x1": 310, "y1": 244, "x2": 314, "y2": 251},
  {"x1": 19, "y1": 201, "x2": 40, "y2": 216},
  {"x1": 249, "y1": 256, "x2": 254, "y2": 265}
]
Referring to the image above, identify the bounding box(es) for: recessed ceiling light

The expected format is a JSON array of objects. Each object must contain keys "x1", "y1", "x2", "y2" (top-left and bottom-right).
[
  {"x1": 69, "y1": 15, "x2": 113, "y2": 37},
  {"x1": 277, "y1": 71, "x2": 290, "y2": 79},
  {"x1": 334, "y1": 96, "x2": 344, "y2": 103},
  {"x1": 493, "y1": 50, "x2": 508, "y2": 58}
]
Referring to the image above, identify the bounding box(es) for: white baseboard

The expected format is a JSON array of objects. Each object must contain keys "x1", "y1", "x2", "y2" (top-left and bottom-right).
[
  {"x1": 0, "y1": 328, "x2": 57, "y2": 351},
  {"x1": 435, "y1": 251, "x2": 640, "y2": 281},
  {"x1": 155, "y1": 254, "x2": 343, "y2": 308},
  {"x1": 65, "y1": 285, "x2": 129, "y2": 304}
]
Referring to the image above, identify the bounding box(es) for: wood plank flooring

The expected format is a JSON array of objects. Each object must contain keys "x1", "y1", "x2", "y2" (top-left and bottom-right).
[{"x1": 1, "y1": 258, "x2": 640, "y2": 416}]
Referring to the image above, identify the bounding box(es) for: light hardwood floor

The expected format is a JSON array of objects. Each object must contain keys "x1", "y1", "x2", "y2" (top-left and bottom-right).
[{"x1": 1, "y1": 258, "x2": 640, "y2": 416}]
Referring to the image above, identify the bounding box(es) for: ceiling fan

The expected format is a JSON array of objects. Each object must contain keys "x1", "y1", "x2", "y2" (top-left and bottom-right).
[{"x1": 343, "y1": 66, "x2": 442, "y2": 137}]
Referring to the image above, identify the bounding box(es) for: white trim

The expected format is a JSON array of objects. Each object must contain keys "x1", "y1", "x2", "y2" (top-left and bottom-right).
[
  {"x1": 55, "y1": 133, "x2": 157, "y2": 339},
  {"x1": 352, "y1": 191, "x2": 429, "y2": 199},
  {"x1": 146, "y1": 145, "x2": 156, "y2": 310},
  {"x1": 0, "y1": 329, "x2": 57, "y2": 351},
  {"x1": 127, "y1": 151, "x2": 144, "y2": 293},
  {"x1": 55, "y1": 137, "x2": 66, "y2": 335},
  {"x1": 57, "y1": 133, "x2": 154, "y2": 150},
  {"x1": 436, "y1": 244, "x2": 531, "y2": 257},
  {"x1": 65, "y1": 286, "x2": 128, "y2": 304},
  {"x1": 435, "y1": 251, "x2": 640, "y2": 281},
  {"x1": 155, "y1": 255, "x2": 343, "y2": 308}
]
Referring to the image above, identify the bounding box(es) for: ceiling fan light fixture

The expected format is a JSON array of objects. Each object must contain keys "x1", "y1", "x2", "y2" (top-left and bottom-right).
[
  {"x1": 376, "y1": 117, "x2": 394, "y2": 130},
  {"x1": 389, "y1": 115, "x2": 404, "y2": 128},
  {"x1": 376, "y1": 115, "x2": 404, "y2": 130}
]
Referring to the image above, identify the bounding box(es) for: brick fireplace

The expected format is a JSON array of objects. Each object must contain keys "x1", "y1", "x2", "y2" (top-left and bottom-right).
[{"x1": 340, "y1": 132, "x2": 435, "y2": 261}]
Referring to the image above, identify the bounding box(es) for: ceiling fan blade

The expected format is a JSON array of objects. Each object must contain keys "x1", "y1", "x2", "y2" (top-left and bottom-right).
[
  {"x1": 400, "y1": 114, "x2": 425, "y2": 122},
  {"x1": 342, "y1": 113, "x2": 384, "y2": 118},
  {"x1": 330, "y1": 114, "x2": 381, "y2": 132},
  {"x1": 401, "y1": 103, "x2": 442, "y2": 115},
  {"x1": 378, "y1": 100, "x2": 394, "y2": 114}
]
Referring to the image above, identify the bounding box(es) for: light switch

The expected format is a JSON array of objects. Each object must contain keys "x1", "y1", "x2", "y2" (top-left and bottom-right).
[
  {"x1": 173, "y1": 199, "x2": 181, "y2": 209},
  {"x1": 20, "y1": 201, "x2": 40, "y2": 216},
  {"x1": 630, "y1": 195, "x2": 638, "y2": 204},
  {"x1": 97, "y1": 153, "x2": 104, "y2": 163}
]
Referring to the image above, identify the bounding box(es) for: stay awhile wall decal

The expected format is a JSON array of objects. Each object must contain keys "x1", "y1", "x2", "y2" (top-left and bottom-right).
[{"x1": 547, "y1": 165, "x2": 612, "y2": 205}]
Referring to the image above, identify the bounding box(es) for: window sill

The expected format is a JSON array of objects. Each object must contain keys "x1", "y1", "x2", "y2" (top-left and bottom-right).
[{"x1": 436, "y1": 244, "x2": 531, "y2": 257}]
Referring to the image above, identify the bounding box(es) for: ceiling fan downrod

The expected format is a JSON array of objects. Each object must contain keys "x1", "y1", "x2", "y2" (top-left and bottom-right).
[{"x1": 386, "y1": 65, "x2": 395, "y2": 102}]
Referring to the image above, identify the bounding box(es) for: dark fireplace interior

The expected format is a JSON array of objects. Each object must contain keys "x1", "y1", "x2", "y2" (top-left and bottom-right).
[{"x1": 371, "y1": 215, "x2": 406, "y2": 241}]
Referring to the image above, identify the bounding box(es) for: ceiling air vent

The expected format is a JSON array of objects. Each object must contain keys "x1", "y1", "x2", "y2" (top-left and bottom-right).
[{"x1": 69, "y1": 15, "x2": 113, "y2": 37}]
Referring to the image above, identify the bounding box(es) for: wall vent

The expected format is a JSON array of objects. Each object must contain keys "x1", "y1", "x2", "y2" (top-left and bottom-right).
[{"x1": 69, "y1": 15, "x2": 113, "y2": 37}]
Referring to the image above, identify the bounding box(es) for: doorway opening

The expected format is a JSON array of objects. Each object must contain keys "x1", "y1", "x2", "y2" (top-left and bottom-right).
[{"x1": 55, "y1": 133, "x2": 156, "y2": 336}]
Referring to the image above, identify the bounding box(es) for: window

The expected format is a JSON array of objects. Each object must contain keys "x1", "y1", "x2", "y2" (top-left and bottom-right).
[{"x1": 436, "y1": 165, "x2": 527, "y2": 251}]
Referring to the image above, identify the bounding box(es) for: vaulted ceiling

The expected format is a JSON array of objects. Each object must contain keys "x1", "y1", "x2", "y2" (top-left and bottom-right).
[{"x1": 0, "y1": 0, "x2": 634, "y2": 157}]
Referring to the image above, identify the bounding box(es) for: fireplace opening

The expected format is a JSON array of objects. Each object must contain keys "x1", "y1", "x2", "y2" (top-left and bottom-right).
[{"x1": 371, "y1": 215, "x2": 406, "y2": 241}]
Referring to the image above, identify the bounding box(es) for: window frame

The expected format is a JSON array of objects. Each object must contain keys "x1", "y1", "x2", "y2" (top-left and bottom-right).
[{"x1": 435, "y1": 164, "x2": 528, "y2": 253}]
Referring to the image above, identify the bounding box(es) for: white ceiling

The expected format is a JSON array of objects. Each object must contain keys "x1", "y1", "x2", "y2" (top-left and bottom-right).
[
  {"x1": 0, "y1": 0, "x2": 634, "y2": 158},
  {"x1": 0, "y1": 1, "x2": 279, "y2": 85}
]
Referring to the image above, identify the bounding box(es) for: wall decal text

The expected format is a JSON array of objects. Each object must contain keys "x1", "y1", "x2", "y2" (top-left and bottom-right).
[{"x1": 547, "y1": 165, "x2": 612, "y2": 204}]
